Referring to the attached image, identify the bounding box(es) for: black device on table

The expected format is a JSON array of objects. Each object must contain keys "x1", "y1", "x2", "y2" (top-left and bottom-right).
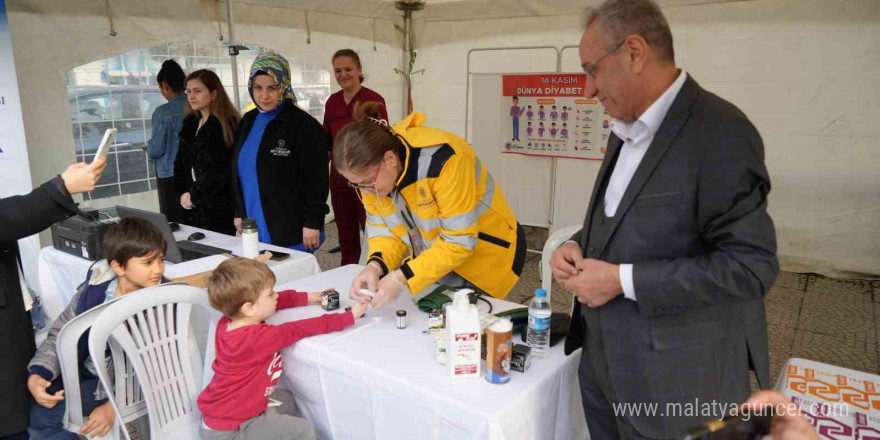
[
  {"x1": 268, "y1": 250, "x2": 290, "y2": 261},
  {"x1": 115, "y1": 206, "x2": 228, "y2": 264},
  {"x1": 187, "y1": 232, "x2": 206, "y2": 241},
  {"x1": 50, "y1": 207, "x2": 119, "y2": 261}
]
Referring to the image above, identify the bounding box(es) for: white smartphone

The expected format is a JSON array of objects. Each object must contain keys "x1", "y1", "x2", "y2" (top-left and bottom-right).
[{"x1": 92, "y1": 128, "x2": 117, "y2": 164}]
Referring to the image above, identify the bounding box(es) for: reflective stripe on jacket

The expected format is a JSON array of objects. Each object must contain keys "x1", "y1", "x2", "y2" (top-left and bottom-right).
[{"x1": 363, "y1": 112, "x2": 523, "y2": 298}]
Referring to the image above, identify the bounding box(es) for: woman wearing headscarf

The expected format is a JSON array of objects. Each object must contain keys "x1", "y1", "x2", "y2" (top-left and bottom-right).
[
  {"x1": 231, "y1": 53, "x2": 330, "y2": 252},
  {"x1": 323, "y1": 49, "x2": 388, "y2": 265}
]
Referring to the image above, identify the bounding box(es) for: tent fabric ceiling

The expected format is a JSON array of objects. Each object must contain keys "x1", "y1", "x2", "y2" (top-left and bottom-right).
[{"x1": 235, "y1": 0, "x2": 753, "y2": 22}]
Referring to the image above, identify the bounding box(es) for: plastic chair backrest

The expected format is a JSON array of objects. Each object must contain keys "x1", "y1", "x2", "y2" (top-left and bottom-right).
[
  {"x1": 540, "y1": 225, "x2": 583, "y2": 302},
  {"x1": 200, "y1": 311, "x2": 222, "y2": 391},
  {"x1": 57, "y1": 299, "x2": 125, "y2": 438},
  {"x1": 88, "y1": 283, "x2": 211, "y2": 440}
]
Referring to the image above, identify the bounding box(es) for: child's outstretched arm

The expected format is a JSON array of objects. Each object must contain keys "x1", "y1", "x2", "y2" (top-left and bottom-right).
[
  {"x1": 250, "y1": 309, "x2": 361, "y2": 358},
  {"x1": 275, "y1": 289, "x2": 326, "y2": 310},
  {"x1": 275, "y1": 288, "x2": 333, "y2": 310}
]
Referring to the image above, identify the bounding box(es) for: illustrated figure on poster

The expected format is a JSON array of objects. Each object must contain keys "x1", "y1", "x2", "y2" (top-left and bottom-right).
[
  {"x1": 509, "y1": 95, "x2": 524, "y2": 142},
  {"x1": 561, "y1": 106, "x2": 569, "y2": 121},
  {"x1": 561, "y1": 122, "x2": 569, "y2": 139},
  {"x1": 550, "y1": 105, "x2": 558, "y2": 121},
  {"x1": 538, "y1": 121, "x2": 545, "y2": 137},
  {"x1": 526, "y1": 121, "x2": 533, "y2": 137},
  {"x1": 538, "y1": 105, "x2": 545, "y2": 120},
  {"x1": 526, "y1": 105, "x2": 534, "y2": 120},
  {"x1": 550, "y1": 122, "x2": 558, "y2": 138}
]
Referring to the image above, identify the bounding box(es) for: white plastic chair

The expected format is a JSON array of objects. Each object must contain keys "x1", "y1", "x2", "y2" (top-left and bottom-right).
[
  {"x1": 540, "y1": 225, "x2": 582, "y2": 302},
  {"x1": 88, "y1": 284, "x2": 213, "y2": 440},
  {"x1": 57, "y1": 299, "x2": 139, "y2": 439},
  {"x1": 200, "y1": 310, "x2": 223, "y2": 392}
]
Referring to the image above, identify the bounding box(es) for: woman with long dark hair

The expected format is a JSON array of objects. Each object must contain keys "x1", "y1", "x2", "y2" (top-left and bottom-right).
[{"x1": 174, "y1": 69, "x2": 239, "y2": 234}]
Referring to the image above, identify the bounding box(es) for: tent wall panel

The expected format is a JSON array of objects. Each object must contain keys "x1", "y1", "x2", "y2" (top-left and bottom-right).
[{"x1": 5, "y1": 0, "x2": 879, "y2": 276}]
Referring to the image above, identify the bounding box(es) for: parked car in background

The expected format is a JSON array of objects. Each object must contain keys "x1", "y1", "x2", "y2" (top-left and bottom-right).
[
  {"x1": 293, "y1": 85, "x2": 331, "y2": 120},
  {"x1": 69, "y1": 87, "x2": 166, "y2": 155}
]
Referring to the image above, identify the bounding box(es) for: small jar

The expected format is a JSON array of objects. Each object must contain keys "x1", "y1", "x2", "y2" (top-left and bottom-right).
[
  {"x1": 396, "y1": 310, "x2": 407, "y2": 329},
  {"x1": 241, "y1": 218, "x2": 259, "y2": 259}
]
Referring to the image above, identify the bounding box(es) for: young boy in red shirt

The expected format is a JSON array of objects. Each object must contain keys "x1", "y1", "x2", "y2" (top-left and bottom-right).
[{"x1": 198, "y1": 258, "x2": 366, "y2": 440}]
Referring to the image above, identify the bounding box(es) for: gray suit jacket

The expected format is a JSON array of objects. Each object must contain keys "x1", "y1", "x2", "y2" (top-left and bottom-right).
[{"x1": 563, "y1": 75, "x2": 779, "y2": 438}]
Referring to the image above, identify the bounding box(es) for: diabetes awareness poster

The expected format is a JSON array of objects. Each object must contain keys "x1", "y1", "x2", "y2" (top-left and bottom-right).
[{"x1": 501, "y1": 73, "x2": 610, "y2": 160}]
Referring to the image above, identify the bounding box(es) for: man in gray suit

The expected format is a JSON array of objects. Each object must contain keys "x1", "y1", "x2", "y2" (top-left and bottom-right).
[{"x1": 550, "y1": 1, "x2": 779, "y2": 439}]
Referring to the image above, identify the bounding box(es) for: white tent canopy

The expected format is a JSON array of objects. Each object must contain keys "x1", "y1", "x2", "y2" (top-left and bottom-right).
[
  {"x1": 231, "y1": 0, "x2": 749, "y2": 21},
  {"x1": 5, "y1": 0, "x2": 879, "y2": 278}
]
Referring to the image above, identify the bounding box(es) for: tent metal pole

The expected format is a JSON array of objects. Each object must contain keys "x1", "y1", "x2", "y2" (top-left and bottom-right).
[
  {"x1": 395, "y1": 2, "x2": 424, "y2": 117},
  {"x1": 225, "y1": 0, "x2": 241, "y2": 110},
  {"x1": 403, "y1": 8, "x2": 411, "y2": 116},
  {"x1": 464, "y1": 46, "x2": 558, "y2": 142},
  {"x1": 105, "y1": 0, "x2": 117, "y2": 36},
  {"x1": 549, "y1": 44, "x2": 582, "y2": 233},
  {"x1": 548, "y1": 45, "x2": 580, "y2": 234},
  {"x1": 558, "y1": 45, "x2": 579, "y2": 71}
]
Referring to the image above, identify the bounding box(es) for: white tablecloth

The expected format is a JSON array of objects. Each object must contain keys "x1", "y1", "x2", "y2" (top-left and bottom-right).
[
  {"x1": 775, "y1": 358, "x2": 880, "y2": 439},
  {"x1": 37, "y1": 224, "x2": 320, "y2": 323},
  {"x1": 267, "y1": 265, "x2": 588, "y2": 440}
]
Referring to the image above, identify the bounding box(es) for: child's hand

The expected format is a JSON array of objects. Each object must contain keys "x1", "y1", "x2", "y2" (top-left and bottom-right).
[
  {"x1": 349, "y1": 301, "x2": 368, "y2": 319},
  {"x1": 307, "y1": 290, "x2": 326, "y2": 306},
  {"x1": 27, "y1": 374, "x2": 64, "y2": 409},
  {"x1": 80, "y1": 401, "x2": 115, "y2": 438}
]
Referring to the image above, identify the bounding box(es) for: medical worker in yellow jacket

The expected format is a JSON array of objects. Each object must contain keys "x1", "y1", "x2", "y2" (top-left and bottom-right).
[{"x1": 333, "y1": 103, "x2": 525, "y2": 308}]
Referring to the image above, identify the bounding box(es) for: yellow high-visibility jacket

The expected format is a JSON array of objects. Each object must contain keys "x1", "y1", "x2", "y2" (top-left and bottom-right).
[{"x1": 363, "y1": 112, "x2": 525, "y2": 298}]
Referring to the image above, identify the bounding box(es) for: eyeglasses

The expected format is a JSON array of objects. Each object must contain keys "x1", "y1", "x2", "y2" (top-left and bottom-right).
[
  {"x1": 349, "y1": 162, "x2": 394, "y2": 211},
  {"x1": 581, "y1": 39, "x2": 626, "y2": 78},
  {"x1": 348, "y1": 162, "x2": 381, "y2": 192}
]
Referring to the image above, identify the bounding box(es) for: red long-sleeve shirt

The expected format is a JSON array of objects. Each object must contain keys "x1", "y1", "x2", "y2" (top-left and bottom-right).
[{"x1": 198, "y1": 290, "x2": 355, "y2": 430}]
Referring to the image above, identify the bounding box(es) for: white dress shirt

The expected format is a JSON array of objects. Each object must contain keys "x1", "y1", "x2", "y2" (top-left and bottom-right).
[{"x1": 607, "y1": 70, "x2": 688, "y2": 301}]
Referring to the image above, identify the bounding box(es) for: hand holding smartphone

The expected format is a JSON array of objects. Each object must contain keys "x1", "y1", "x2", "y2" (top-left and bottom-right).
[{"x1": 92, "y1": 128, "x2": 117, "y2": 164}]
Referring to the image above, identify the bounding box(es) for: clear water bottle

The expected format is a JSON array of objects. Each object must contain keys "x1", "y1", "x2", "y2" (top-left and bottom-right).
[{"x1": 527, "y1": 288, "x2": 552, "y2": 357}]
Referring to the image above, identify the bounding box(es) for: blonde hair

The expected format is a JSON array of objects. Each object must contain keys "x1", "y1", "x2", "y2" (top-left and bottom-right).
[{"x1": 206, "y1": 257, "x2": 276, "y2": 318}]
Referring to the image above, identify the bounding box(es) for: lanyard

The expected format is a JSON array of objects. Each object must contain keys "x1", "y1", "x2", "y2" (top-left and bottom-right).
[{"x1": 392, "y1": 190, "x2": 426, "y2": 257}]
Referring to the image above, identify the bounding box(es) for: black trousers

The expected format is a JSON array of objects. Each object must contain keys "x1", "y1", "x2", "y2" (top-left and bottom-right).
[
  {"x1": 156, "y1": 176, "x2": 182, "y2": 223},
  {"x1": 0, "y1": 431, "x2": 29, "y2": 440}
]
